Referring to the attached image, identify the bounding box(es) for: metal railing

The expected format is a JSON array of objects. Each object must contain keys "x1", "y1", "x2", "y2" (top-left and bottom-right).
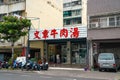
[{"x1": 0, "y1": 0, "x2": 25, "y2": 5}]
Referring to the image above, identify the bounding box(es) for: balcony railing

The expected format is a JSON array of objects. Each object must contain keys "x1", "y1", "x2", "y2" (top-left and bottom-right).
[{"x1": 0, "y1": 0, "x2": 25, "y2": 5}]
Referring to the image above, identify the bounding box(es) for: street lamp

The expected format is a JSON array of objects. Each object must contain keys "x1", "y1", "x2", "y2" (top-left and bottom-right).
[{"x1": 25, "y1": 17, "x2": 40, "y2": 61}]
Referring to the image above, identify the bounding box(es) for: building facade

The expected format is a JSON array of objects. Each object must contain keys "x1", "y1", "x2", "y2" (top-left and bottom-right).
[
  {"x1": 30, "y1": 26, "x2": 87, "y2": 68},
  {"x1": 28, "y1": 0, "x2": 88, "y2": 68},
  {"x1": 87, "y1": 0, "x2": 120, "y2": 68},
  {"x1": 26, "y1": 0, "x2": 63, "y2": 61},
  {"x1": 0, "y1": 0, "x2": 63, "y2": 61},
  {"x1": 63, "y1": 0, "x2": 87, "y2": 27},
  {"x1": 0, "y1": 0, "x2": 26, "y2": 61},
  {"x1": 46, "y1": 0, "x2": 88, "y2": 67}
]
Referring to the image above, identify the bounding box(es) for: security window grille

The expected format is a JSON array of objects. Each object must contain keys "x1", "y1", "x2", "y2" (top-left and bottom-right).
[
  {"x1": 117, "y1": 16, "x2": 120, "y2": 26},
  {"x1": 72, "y1": 17, "x2": 81, "y2": 24},
  {"x1": 72, "y1": 9, "x2": 81, "y2": 16},
  {"x1": 100, "y1": 18, "x2": 108, "y2": 28},
  {"x1": 109, "y1": 17, "x2": 115, "y2": 26},
  {"x1": 71, "y1": 1, "x2": 81, "y2": 6},
  {"x1": 63, "y1": 3, "x2": 71, "y2": 8},
  {"x1": 64, "y1": 19, "x2": 71, "y2": 25}
]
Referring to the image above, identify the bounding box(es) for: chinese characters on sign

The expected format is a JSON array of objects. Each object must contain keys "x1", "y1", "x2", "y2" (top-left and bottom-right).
[{"x1": 30, "y1": 26, "x2": 87, "y2": 40}]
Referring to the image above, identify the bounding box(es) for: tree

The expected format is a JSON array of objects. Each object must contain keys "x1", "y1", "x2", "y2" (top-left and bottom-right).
[{"x1": 0, "y1": 15, "x2": 31, "y2": 60}]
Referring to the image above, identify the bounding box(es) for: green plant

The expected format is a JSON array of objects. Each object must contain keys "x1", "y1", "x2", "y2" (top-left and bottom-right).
[
  {"x1": 30, "y1": 58, "x2": 37, "y2": 62},
  {"x1": 8, "y1": 58, "x2": 13, "y2": 66}
]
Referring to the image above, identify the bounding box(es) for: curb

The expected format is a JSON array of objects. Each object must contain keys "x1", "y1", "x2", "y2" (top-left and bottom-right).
[{"x1": 49, "y1": 67, "x2": 85, "y2": 71}]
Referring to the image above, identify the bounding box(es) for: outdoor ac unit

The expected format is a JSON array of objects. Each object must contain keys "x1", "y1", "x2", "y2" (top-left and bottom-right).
[{"x1": 90, "y1": 22, "x2": 99, "y2": 28}]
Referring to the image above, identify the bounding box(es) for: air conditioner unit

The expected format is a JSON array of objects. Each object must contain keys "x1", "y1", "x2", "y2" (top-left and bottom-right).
[{"x1": 90, "y1": 22, "x2": 99, "y2": 28}]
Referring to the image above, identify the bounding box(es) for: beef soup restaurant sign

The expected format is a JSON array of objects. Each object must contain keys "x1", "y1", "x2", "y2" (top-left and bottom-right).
[{"x1": 29, "y1": 26, "x2": 87, "y2": 40}]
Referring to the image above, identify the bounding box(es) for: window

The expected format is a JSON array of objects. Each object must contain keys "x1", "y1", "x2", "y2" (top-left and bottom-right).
[
  {"x1": 71, "y1": 43, "x2": 87, "y2": 64},
  {"x1": 64, "y1": 19, "x2": 71, "y2": 25},
  {"x1": 0, "y1": 14, "x2": 6, "y2": 21},
  {"x1": 72, "y1": 17, "x2": 81, "y2": 24},
  {"x1": 63, "y1": 3, "x2": 70, "y2": 8},
  {"x1": 89, "y1": 18, "x2": 99, "y2": 28},
  {"x1": 9, "y1": 0, "x2": 24, "y2": 3},
  {"x1": 12, "y1": 11, "x2": 23, "y2": 16},
  {"x1": 90, "y1": 15, "x2": 120, "y2": 28},
  {"x1": 71, "y1": 1, "x2": 81, "y2": 6},
  {"x1": 72, "y1": 9, "x2": 81, "y2": 16},
  {"x1": 63, "y1": 11, "x2": 72, "y2": 17},
  {"x1": 116, "y1": 16, "x2": 120, "y2": 26},
  {"x1": 109, "y1": 17, "x2": 115, "y2": 26},
  {"x1": 11, "y1": 0, "x2": 19, "y2": 2},
  {"x1": 100, "y1": 18, "x2": 107, "y2": 28}
]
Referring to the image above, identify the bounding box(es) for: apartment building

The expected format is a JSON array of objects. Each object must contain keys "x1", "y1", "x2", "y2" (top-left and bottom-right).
[
  {"x1": 29, "y1": 0, "x2": 87, "y2": 68},
  {"x1": 44, "y1": 0, "x2": 88, "y2": 67},
  {"x1": 26, "y1": 0, "x2": 63, "y2": 61},
  {"x1": 0, "y1": 0, "x2": 26, "y2": 61},
  {"x1": 87, "y1": 0, "x2": 120, "y2": 68},
  {"x1": 0, "y1": 0, "x2": 63, "y2": 61},
  {"x1": 63, "y1": 0, "x2": 87, "y2": 27}
]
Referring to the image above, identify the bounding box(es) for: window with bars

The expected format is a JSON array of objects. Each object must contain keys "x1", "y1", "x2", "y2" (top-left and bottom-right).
[
  {"x1": 109, "y1": 17, "x2": 115, "y2": 26},
  {"x1": 116, "y1": 16, "x2": 120, "y2": 26},
  {"x1": 71, "y1": 0, "x2": 81, "y2": 6},
  {"x1": 89, "y1": 15, "x2": 120, "y2": 29},
  {"x1": 72, "y1": 9, "x2": 81, "y2": 16}
]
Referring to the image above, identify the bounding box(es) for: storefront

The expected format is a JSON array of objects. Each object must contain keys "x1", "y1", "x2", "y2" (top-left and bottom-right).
[
  {"x1": 88, "y1": 28, "x2": 120, "y2": 68},
  {"x1": 30, "y1": 26, "x2": 87, "y2": 67}
]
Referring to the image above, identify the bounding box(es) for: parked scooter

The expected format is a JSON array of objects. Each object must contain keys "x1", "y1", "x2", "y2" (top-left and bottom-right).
[
  {"x1": 39, "y1": 62, "x2": 48, "y2": 70},
  {"x1": 32, "y1": 61, "x2": 40, "y2": 71},
  {"x1": 38, "y1": 58, "x2": 49, "y2": 70},
  {"x1": 1, "y1": 61, "x2": 9, "y2": 69},
  {"x1": 12, "y1": 60, "x2": 19, "y2": 69},
  {"x1": 26, "y1": 60, "x2": 33, "y2": 71}
]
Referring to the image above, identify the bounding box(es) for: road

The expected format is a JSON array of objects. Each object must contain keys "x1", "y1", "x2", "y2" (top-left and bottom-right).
[{"x1": 0, "y1": 70, "x2": 106, "y2": 80}]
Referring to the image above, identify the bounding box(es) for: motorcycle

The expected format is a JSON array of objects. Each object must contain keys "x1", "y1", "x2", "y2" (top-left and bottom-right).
[
  {"x1": 26, "y1": 60, "x2": 33, "y2": 71},
  {"x1": 32, "y1": 61, "x2": 40, "y2": 71},
  {"x1": 39, "y1": 62, "x2": 48, "y2": 70},
  {"x1": 1, "y1": 61, "x2": 9, "y2": 69}
]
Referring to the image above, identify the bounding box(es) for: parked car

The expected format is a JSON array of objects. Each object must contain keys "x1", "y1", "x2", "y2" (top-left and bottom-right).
[{"x1": 98, "y1": 53, "x2": 120, "y2": 72}]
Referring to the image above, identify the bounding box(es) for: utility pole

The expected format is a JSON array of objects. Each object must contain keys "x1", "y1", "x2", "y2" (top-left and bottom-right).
[{"x1": 26, "y1": 26, "x2": 30, "y2": 61}]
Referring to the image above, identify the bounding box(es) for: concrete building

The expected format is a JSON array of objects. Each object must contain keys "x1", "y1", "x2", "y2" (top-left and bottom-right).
[
  {"x1": 0, "y1": 0, "x2": 63, "y2": 61},
  {"x1": 0, "y1": 0, "x2": 88, "y2": 68},
  {"x1": 29, "y1": 0, "x2": 87, "y2": 68},
  {"x1": 26, "y1": 0, "x2": 63, "y2": 60},
  {"x1": 63, "y1": 0, "x2": 87, "y2": 27},
  {"x1": 0, "y1": 0, "x2": 26, "y2": 61},
  {"x1": 87, "y1": 0, "x2": 120, "y2": 68},
  {"x1": 39, "y1": 0, "x2": 87, "y2": 67}
]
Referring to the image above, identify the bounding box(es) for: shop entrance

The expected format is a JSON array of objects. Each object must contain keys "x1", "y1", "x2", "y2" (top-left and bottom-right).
[{"x1": 48, "y1": 44, "x2": 68, "y2": 64}]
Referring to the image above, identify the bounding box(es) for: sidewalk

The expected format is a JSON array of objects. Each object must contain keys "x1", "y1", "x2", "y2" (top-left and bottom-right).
[
  {"x1": 49, "y1": 67, "x2": 84, "y2": 71},
  {"x1": 36, "y1": 67, "x2": 120, "y2": 80}
]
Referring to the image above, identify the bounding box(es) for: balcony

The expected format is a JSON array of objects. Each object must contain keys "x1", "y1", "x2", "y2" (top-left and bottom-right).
[
  {"x1": 0, "y1": 0, "x2": 25, "y2": 5},
  {"x1": 0, "y1": 0, "x2": 25, "y2": 14}
]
